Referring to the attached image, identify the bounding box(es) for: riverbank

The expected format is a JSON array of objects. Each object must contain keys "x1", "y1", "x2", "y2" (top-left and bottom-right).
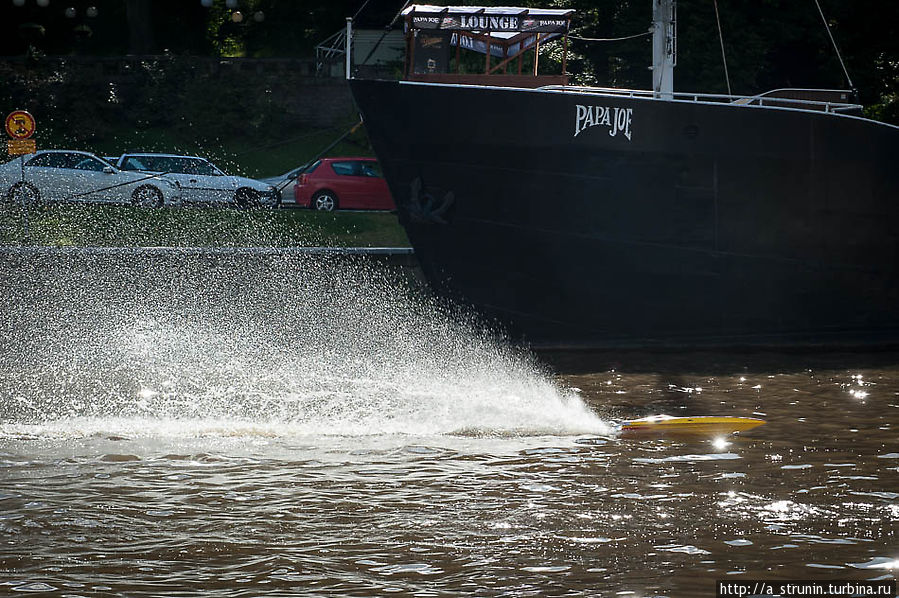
[{"x1": 0, "y1": 203, "x2": 410, "y2": 248}]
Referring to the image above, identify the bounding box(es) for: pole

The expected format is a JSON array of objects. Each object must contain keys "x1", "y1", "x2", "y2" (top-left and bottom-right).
[
  {"x1": 652, "y1": 0, "x2": 675, "y2": 99},
  {"x1": 17, "y1": 157, "x2": 30, "y2": 242},
  {"x1": 345, "y1": 17, "x2": 353, "y2": 80},
  {"x1": 408, "y1": 24, "x2": 416, "y2": 78}
]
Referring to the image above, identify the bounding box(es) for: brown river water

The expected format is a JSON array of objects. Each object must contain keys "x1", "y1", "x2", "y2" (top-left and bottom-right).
[{"x1": 1, "y1": 249, "x2": 896, "y2": 596}]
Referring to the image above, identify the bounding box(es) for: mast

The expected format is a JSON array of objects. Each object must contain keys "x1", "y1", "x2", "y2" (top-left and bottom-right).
[
  {"x1": 345, "y1": 17, "x2": 353, "y2": 80},
  {"x1": 652, "y1": 0, "x2": 676, "y2": 99}
]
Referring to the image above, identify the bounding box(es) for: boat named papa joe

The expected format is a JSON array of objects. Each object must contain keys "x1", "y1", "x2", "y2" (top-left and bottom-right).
[{"x1": 350, "y1": 3, "x2": 899, "y2": 349}]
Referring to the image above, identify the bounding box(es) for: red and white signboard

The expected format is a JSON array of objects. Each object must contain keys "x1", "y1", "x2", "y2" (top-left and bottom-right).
[{"x1": 5, "y1": 110, "x2": 37, "y2": 155}]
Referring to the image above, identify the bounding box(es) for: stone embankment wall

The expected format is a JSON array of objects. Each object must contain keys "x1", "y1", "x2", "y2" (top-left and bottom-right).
[{"x1": 0, "y1": 56, "x2": 356, "y2": 145}]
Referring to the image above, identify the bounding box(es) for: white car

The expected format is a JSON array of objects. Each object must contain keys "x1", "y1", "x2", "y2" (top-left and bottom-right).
[
  {"x1": 115, "y1": 153, "x2": 277, "y2": 208},
  {"x1": 0, "y1": 150, "x2": 181, "y2": 207}
]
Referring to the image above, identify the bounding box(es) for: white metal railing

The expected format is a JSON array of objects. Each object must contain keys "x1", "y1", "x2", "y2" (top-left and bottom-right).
[
  {"x1": 540, "y1": 85, "x2": 862, "y2": 114},
  {"x1": 315, "y1": 29, "x2": 348, "y2": 75}
]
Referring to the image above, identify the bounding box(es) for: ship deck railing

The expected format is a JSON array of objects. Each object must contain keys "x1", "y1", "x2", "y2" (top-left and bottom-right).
[{"x1": 540, "y1": 85, "x2": 862, "y2": 114}]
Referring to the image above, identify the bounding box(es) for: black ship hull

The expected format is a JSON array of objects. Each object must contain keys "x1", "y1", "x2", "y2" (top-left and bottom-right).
[{"x1": 351, "y1": 79, "x2": 899, "y2": 348}]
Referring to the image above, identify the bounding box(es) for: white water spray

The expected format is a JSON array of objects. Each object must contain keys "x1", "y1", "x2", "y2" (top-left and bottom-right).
[{"x1": 0, "y1": 249, "x2": 610, "y2": 439}]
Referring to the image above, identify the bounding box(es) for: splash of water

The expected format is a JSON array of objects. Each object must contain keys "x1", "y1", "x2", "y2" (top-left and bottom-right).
[{"x1": 0, "y1": 249, "x2": 609, "y2": 439}]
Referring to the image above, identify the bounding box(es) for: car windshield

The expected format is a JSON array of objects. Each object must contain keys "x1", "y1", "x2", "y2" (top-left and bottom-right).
[
  {"x1": 73, "y1": 156, "x2": 109, "y2": 172},
  {"x1": 122, "y1": 156, "x2": 220, "y2": 175}
]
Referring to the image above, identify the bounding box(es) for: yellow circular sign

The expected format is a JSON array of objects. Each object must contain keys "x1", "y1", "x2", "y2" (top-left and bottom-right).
[{"x1": 5, "y1": 110, "x2": 36, "y2": 140}]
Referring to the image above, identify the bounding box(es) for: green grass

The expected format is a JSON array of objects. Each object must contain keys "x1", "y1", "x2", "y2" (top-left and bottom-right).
[
  {"x1": 0, "y1": 203, "x2": 410, "y2": 248},
  {"x1": 3, "y1": 118, "x2": 397, "y2": 248}
]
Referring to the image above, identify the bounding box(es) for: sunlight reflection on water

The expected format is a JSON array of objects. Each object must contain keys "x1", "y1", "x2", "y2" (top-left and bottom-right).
[{"x1": 1, "y1": 250, "x2": 897, "y2": 596}]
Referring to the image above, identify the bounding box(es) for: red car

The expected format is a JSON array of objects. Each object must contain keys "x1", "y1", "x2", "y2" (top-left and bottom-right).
[{"x1": 294, "y1": 157, "x2": 395, "y2": 211}]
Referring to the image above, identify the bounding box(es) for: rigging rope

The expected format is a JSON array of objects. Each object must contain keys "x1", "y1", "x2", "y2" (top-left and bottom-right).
[
  {"x1": 271, "y1": 119, "x2": 365, "y2": 199},
  {"x1": 352, "y1": 0, "x2": 375, "y2": 21},
  {"x1": 813, "y1": 0, "x2": 854, "y2": 90},
  {"x1": 570, "y1": 30, "x2": 652, "y2": 43},
  {"x1": 713, "y1": 0, "x2": 732, "y2": 96},
  {"x1": 357, "y1": 0, "x2": 414, "y2": 68},
  {"x1": 63, "y1": 170, "x2": 180, "y2": 201}
]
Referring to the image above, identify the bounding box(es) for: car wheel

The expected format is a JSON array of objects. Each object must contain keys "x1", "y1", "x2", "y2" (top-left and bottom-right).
[
  {"x1": 234, "y1": 188, "x2": 259, "y2": 209},
  {"x1": 6, "y1": 182, "x2": 41, "y2": 204},
  {"x1": 131, "y1": 185, "x2": 164, "y2": 207},
  {"x1": 311, "y1": 190, "x2": 338, "y2": 211}
]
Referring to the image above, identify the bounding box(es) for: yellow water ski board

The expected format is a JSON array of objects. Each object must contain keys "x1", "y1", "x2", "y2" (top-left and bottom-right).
[{"x1": 618, "y1": 415, "x2": 766, "y2": 438}]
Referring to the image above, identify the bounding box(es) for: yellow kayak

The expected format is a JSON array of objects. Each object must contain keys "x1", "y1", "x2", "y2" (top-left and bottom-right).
[{"x1": 619, "y1": 415, "x2": 766, "y2": 438}]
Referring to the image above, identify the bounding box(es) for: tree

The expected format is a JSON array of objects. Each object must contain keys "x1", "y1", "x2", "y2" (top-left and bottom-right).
[{"x1": 125, "y1": 0, "x2": 155, "y2": 54}]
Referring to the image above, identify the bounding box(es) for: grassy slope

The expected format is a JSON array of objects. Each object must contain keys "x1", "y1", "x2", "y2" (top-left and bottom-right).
[
  {"x1": 82, "y1": 122, "x2": 371, "y2": 180},
  {"x1": 0, "y1": 203, "x2": 410, "y2": 248},
  {"x1": 1, "y1": 119, "x2": 412, "y2": 248}
]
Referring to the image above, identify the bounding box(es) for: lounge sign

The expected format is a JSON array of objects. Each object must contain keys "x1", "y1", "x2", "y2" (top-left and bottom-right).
[{"x1": 410, "y1": 13, "x2": 569, "y2": 33}]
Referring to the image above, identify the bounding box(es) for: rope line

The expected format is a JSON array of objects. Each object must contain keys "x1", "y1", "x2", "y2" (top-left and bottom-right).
[
  {"x1": 357, "y1": 0, "x2": 414, "y2": 68},
  {"x1": 63, "y1": 171, "x2": 178, "y2": 201},
  {"x1": 235, "y1": 126, "x2": 345, "y2": 156},
  {"x1": 271, "y1": 119, "x2": 366, "y2": 199},
  {"x1": 813, "y1": 0, "x2": 854, "y2": 89},
  {"x1": 351, "y1": 0, "x2": 375, "y2": 21},
  {"x1": 570, "y1": 30, "x2": 652, "y2": 43},
  {"x1": 713, "y1": 0, "x2": 732, "y2": 96}
]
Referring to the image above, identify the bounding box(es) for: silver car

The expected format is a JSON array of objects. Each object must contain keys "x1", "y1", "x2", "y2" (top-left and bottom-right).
[
  {"x1": 259, "y1": 164, "x2": 310, "y2": 205},
  {"x1": 116, "y1": 153, "x2": 277, "y2": 208},
  {"x1": 0, "y1": 150, "x2": 182, "y2": 207}
]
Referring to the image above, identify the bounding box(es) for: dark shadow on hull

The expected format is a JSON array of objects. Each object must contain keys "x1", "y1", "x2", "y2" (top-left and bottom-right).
[
  {"x1": 351, "y1": 79, "x2": 899, "y2": 350},
  {"x1": 538, "y1": 346, "x2": 899, "y2": 376}
]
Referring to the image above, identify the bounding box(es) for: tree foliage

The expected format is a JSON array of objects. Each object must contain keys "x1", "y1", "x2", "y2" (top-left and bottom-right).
[{"x1": 1, "y1": 0, "x2": 897, "y2": 120}]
